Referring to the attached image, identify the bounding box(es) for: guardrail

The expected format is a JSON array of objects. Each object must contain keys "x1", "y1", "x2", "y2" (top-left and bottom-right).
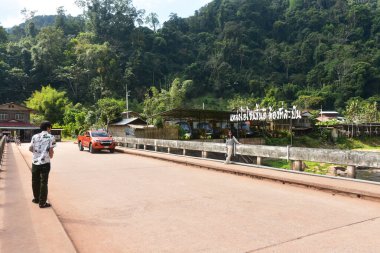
[
  {"x1": 0, "y1": 136, "x2": 6, "y2": 165},
  {"x1": 114, "y1": 137, "x2": 380, "y2": 178}
]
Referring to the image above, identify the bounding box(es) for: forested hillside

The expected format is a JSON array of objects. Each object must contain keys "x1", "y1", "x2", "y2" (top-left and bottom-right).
[{"x1": 1, "y1": 0, "x2": 380, "y2": 112}]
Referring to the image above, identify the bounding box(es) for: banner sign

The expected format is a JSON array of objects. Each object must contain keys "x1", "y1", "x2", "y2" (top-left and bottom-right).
[{"x1": 230, "y1": 105, "x2": 302, "y2": 122}]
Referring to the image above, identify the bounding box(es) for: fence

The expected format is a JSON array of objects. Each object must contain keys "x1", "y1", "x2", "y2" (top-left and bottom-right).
[
  {"x1": 0, "y1": 136, "x2": 6, "y2": 165},
  {"x1": 114, "y1": 137, "x2": 380, "y2": 178},
  {"x1": 135, "y1": 127, "x2": 179, "y2": 139}
]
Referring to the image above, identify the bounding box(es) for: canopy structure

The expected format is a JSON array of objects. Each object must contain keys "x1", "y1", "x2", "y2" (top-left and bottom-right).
[
  {"x1": 0, "y1": 122, "x2": 39, "y2": 130},
  {"x1": 157, "y1": 108, "x2": 232, "y2": 122}
]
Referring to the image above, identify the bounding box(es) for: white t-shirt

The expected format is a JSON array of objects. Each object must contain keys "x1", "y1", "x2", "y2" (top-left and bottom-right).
[{"x1": 30, "y1": 131, "x2": 56, "y2": 165}]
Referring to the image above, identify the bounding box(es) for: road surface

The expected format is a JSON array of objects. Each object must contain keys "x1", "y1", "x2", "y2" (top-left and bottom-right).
[{"x1": 19, "y1": 142, "x2": 380, "y2": 253}]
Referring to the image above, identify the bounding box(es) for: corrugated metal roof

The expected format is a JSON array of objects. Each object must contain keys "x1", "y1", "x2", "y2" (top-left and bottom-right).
[
  {"x1": 157, "y1": 108, "x2": 232, "y2": 121},
  {"x1": 111, "y1": 118, "x2": 147, "y2": 126},
  {"x1": 319, "y1": 111, "x2": 339, "y2": 114}
]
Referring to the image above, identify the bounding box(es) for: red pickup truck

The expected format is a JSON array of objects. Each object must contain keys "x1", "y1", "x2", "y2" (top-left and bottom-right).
[{"x1": 77, "y1": 130, "x2": 116, "y2": 153}]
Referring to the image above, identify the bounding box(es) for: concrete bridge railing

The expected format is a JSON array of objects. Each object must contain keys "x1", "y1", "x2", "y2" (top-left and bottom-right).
[
  {"x1": 0, "y1": 136, "x2": 6, "y2": 165},
  {"x1": 114, "y1": 137, "x2": 380, "y2": 178}
]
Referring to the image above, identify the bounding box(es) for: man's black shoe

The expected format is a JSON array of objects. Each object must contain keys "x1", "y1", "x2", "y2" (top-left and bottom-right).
[
  {"x1": 39, "y1": 203, "x2": 51, "y2": 208},
  {"x1": 32, "y1": 199, "x2": 39, "y2": 204}
]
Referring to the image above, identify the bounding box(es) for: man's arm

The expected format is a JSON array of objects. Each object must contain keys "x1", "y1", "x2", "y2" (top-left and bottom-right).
[
  {"x1": 49, "y1": 136, "x2": 56, "y2": 158},
  {"x1": 29, "y1": 137, "x2": 34, "y2": 152},
  {"x1": 49, "y1": 148, "x2": 54, "y2": 158}
]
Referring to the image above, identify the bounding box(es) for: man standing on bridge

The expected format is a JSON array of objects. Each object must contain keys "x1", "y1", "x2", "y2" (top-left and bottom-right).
[
  {"x1": 225, "y1": 130, "x2": 241, "y2": 164},
  {"x1": 29, "y1": 121, "x2": 56, "y2": 208}
]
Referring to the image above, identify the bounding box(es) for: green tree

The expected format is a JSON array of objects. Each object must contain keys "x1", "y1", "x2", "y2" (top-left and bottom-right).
[
  {"x1": 96, "y1": 97, "x2": 125, "y2": 129},
  {"x1": 77, "y1": 0, "x2": 138, "y2": 43},
  {"x1": 227, "y1": 95, "x2": 259, "y2": 110},
  {"x1": 71, "y1": 33, "x2": 123, "y2": 100},
  {"x1": 63, "y1": 103, "x2": 90, "y2": 136},
  {"x1": 344, "y1": 98, "x2": 362, "y2": 123},
  {"x1": 294, "y1": 95, "x2": 324, "y2": 110},
  {"x1": 143, "y1": 78, "x2": 192, "y2": 126},
  {"x1": 0, "y1": 26, "x2": 8, "y2": 43},
  {"x1": 145, "y1": 12, "x2": 160, "y2": 32},
  {"x1": 25, "y1": 85, "x2": 70, "y2": 124},
  {"x1": 31, "y1": 27, "x2": 66, "y2": 78}
]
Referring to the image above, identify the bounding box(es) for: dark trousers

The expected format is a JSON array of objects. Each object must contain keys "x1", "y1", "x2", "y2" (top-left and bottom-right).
[{"x1": 32, "y1": 163, "x2": 51, "y2": 205}]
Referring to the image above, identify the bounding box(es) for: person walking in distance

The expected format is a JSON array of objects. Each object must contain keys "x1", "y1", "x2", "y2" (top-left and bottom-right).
[
  {"x1": 29, "y1": 121, "x2": 56, "y2": 208},
  {"x1": 225, "y1": 129, "x2": 241, "y2": 164}
]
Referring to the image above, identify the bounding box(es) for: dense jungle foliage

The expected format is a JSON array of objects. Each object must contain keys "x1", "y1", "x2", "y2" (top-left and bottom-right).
[{"x1": 1, "y1": 0, "x2": 380, "y2": 127}]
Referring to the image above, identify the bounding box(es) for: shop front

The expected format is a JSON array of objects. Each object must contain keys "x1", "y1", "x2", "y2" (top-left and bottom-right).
[{"x1": 0, "y1": 122, "x2": 39, "y2": 142}]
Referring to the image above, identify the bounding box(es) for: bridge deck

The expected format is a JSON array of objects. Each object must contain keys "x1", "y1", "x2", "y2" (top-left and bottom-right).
[{"x1": 1, "y1": 142, "x2": 380, "y2": 253}]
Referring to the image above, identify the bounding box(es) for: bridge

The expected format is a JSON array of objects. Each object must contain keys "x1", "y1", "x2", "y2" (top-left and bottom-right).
[
  {"x1": 1, "y1": 141, "x2": 380, "y2": 252},
  {"x1": 115, "y1": 137, "x2": 380, "y2": 179}
]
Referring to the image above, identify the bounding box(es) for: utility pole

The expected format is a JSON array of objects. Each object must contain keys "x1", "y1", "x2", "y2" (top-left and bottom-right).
[{"x1": 126, "y1": 83, "x2": 130, "y2": 118}]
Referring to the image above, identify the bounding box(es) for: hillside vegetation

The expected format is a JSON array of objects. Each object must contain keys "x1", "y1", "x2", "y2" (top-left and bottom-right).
[{"x1": 0, "y1": 0, "x2": 379, "y2": 130}]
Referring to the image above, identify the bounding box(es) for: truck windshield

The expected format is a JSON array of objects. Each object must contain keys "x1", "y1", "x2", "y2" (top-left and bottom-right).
[{"x1": 91, "y1": 132, "x2": 109, "y2": 137}]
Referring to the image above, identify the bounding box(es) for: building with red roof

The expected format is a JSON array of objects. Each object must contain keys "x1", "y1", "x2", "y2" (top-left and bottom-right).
[{"x1": 0, "y1": 102, "x2": 39, "y2": 142}]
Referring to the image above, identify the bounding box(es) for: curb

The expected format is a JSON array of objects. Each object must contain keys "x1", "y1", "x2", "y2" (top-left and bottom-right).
[{"x1": 15, "y1": 144, "x2": 78, "y2": 253}]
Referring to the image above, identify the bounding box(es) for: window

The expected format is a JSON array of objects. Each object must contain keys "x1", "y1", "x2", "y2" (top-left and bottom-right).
[
  {"x1": 15, "y1": 113, "x2": 24, "y2": 120},
  {"x1": 0, "y1": 113, "x2": 8, "y2": 120}
]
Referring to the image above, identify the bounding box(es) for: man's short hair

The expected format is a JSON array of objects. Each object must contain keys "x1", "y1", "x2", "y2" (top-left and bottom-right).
[{"x1": 40, "y1": 121, "x2": 52, "y2": 131}]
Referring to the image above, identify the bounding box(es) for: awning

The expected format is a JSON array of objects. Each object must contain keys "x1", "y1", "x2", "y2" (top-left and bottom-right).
[
  {"x1": 0, "y1": 121, "x2": 39, "y2": 129},
  {"x1": 0, "y1": 126, "x2": 39, "y2": 130}
]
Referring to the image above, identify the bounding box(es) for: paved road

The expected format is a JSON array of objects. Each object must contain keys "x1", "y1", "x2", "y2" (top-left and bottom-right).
[{"x1": 19, "y1": 142, "x2": 380, "y2": 253}]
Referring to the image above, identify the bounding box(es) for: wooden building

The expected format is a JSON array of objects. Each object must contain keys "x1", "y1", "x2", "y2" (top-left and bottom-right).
[
  {"x1": 0, "y1": 102, "x2": 39, "y2": 142},
  {"x1": 317, "y1": 111, "x2": 339, "y2": 122},
  {"x1": 109, "y1": 118, "x2": 147, "y2": 137}
]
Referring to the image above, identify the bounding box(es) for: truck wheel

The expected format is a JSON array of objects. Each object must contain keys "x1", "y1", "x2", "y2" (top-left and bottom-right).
[
  {"x1": 78, "y1": 142, "x2": 84, "y2": 151},
  {"x1": 89, "y1": 143, "x2": 95, "y2": 153},
  {"x1": 110, "y1": 149, "x2": 115, "y2": 153}
]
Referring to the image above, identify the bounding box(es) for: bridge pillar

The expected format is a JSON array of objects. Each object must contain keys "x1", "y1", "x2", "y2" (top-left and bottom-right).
[
  {"x1": 346, "y1": 165, "x2": 356, "y2": 178},
  {"x1": 183, "y1": 149, "x2": 186, "y2": 156},
  {"x1": 256, "y1": 156, "x2": 263, "y2": 165},
  {"x1": 154, "y1": 146, "x2": 157, "y2": 151},
  {"x1": 292, "y1": 160, "x2": 303, "y2": 171},
  {"x1": 202, "y1": 151, "x2": 208, "y2": 158},
  {"x1": 168, "y1": 147, "x2": 171, "y2": 153},
  {"x1": 135, "y1": 144, "x2": 138, "y2": 149},
  {"x1": 143, "y1": 145, "x2": 146, "y2": 150}
]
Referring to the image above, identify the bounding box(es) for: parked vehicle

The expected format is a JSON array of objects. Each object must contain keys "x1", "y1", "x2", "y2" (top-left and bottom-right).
[
  {"x1": 195, "y1": 122, "x2": 215, "y2": 139},
  {"x1": 176, "y1": 121, "x2": 192, "y2": 139},
  {"x1": 240, "y1": 122, "x2": 255, "y2": 137},
  {"x1": 77, "y1": 130, "x2": 116, "y2": 153}
]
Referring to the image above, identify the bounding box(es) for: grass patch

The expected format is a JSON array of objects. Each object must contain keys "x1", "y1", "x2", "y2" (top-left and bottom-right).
[
  {"x1": 263, "y1": 159, "x2": 333, "y2": 175},
  {"x1": 263, "y1": 159, "x2": 291, "y2": 170},
  {"x1": 262, "y1": 136, "x2": 380, "y2": 176},
  {"x1": 265, "y1": 133, "x2": 380, "y2": 151},
  {"x1": 264, "y1": 137, "x2": 290, "y2": 146},
  {"x1": 293, "y1": 135, "x2": 329, "y2": 148},
  {"x1": 336, "y1": 136, "x2": 380, "y2": 150},
  {"x1": 303, "y1": 161, "x2": 330, "y2": 175}
]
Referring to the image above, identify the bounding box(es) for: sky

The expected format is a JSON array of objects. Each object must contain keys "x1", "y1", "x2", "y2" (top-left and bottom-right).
[{"x1": 0, "y1": 0, "x2": 212, "y2": 28}]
